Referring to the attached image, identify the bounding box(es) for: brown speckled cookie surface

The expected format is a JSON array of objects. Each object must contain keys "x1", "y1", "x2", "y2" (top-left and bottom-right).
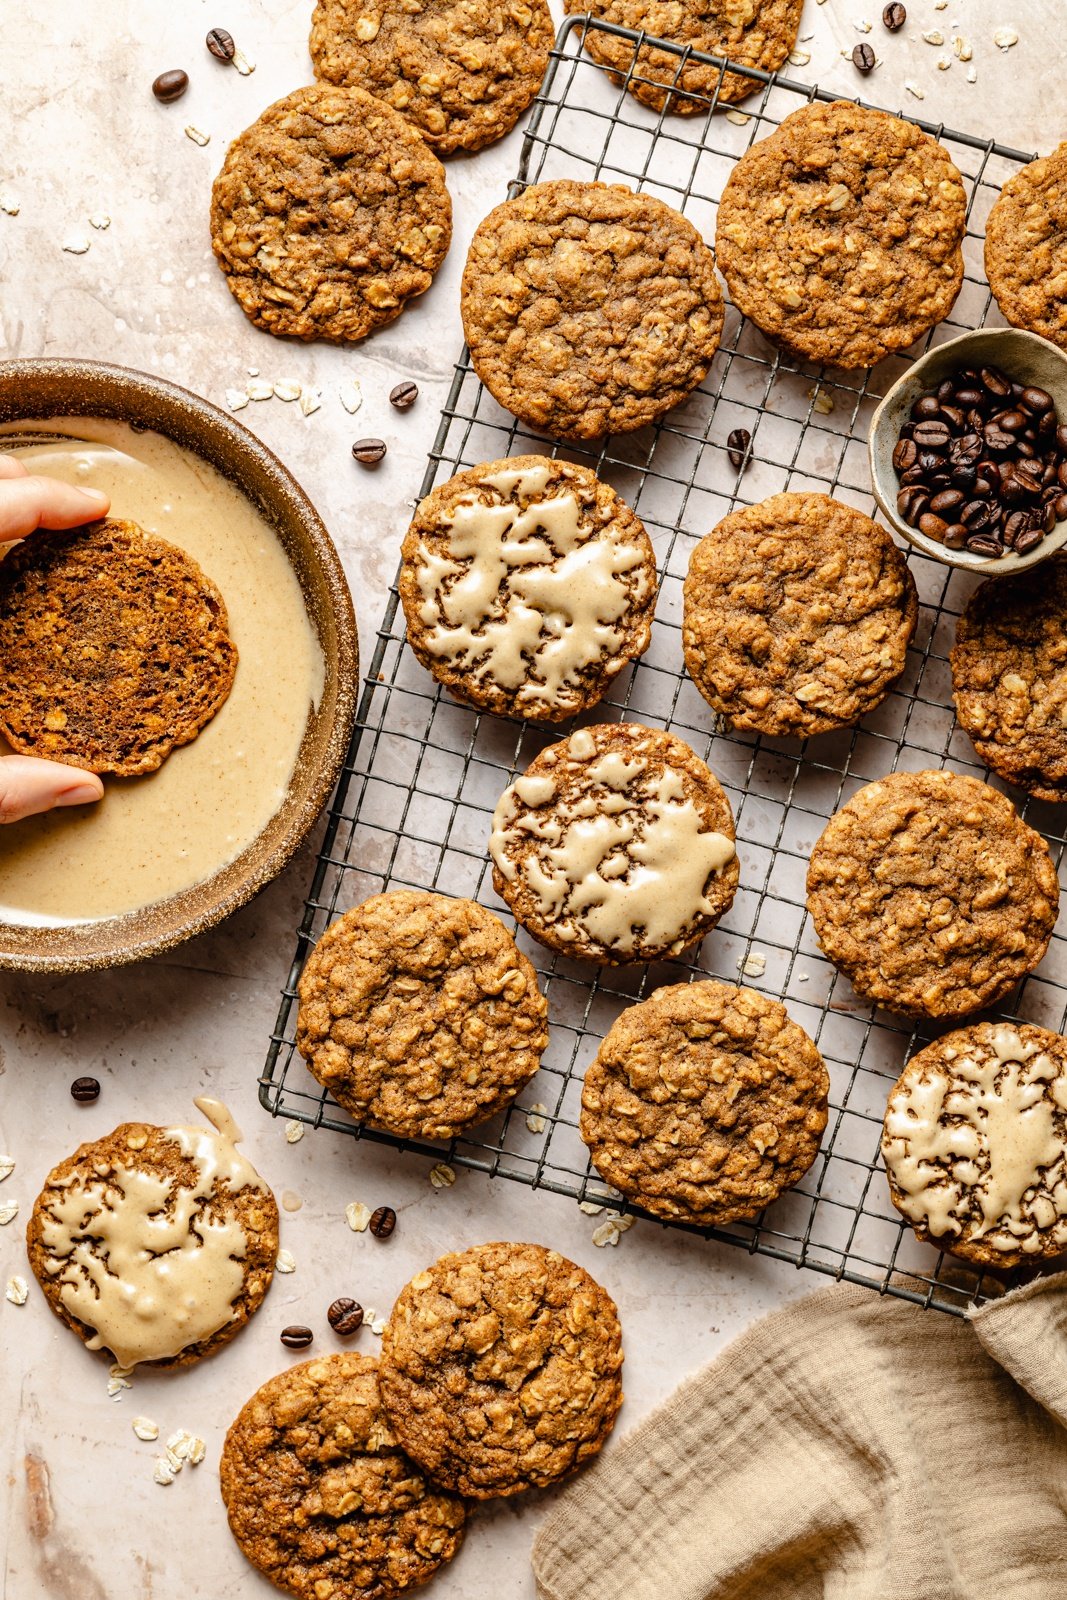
[{"x1": 986, "y1": 143, "x2": 1067, "y2": 352}]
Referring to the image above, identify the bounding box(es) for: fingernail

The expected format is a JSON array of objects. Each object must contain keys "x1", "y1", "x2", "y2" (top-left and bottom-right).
[
  {"x1": 75, "y1": 488, "x2": 109, "y2": 507},
  {"x1": 57, "y1": 781, "x2": 104, "y2": 807}
]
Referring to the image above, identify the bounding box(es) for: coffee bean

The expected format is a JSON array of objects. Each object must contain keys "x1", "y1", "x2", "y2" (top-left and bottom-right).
[
  {"x1": 936, "y1": 379, "x2": 956, "y2": 403},
  {"x1": 897, "y1": 487, "x2": 929, "y2": 526},
  {"x1": 883, "y1": 1, "x2": 906, "y2": 28},
  {"x1": 918, "y1": 449, "x2": 944, "y2": 474},
  {"x1": 996, "y1": 410, "x2": 1027, "y2": 434},
  {"x1": 352, "y1": 438, "x2": 387, "y2": 466},
  {"x1": 892, "y1": 438, "x2": 918, "y2": 473},
  {"x1": 1003, "y1": 511, "x2": 1032, "y2": 548},
  {"x1": 1057, "y1": 425, "x2": 1067, "y2": 454},
  {"x1": 918, "y1": 513, "x2": 948, "y2": 542},
  {"x1": 943, "y1": 524, "x2": 968, "y2": 549},
  {"x1": 1043, "y1": 501, "x2": 1058, "y2": 533},
  {"x1": 899, "y1": 466, "x2": 927, "y2": 488},
  {"x1": 152, "y1": 69, "x2": 189, "y2": 103},
  {"x1": 912, "y1": 395, "x2": 943, "y2": 422},
  {"x1": 369, "y1": 1205, "x2": 396, "y2": 1239},
  {"x1": 1054, "y1": 494, "x2": 1067, "y2": 521},
  {"x1": 206, "y1": 26, "x2": 236, "y2": 60},
  {"x1": 913, "y1": 420, "x2": 951, "y2": 449},
  {"x1": 939, "y1": 405, "x2": 966, "y2": 432},
  {"x1": 280, "y1": 1325, "x2": 314, "y2": 1349},
  {"x1": 961, "y1": 500, "x2": 991, "y2": 530},
  {"x1": 1037, "y1": 410, "x2": 1058, "y2": 440},
  {"x1": 965, "y1": 534, "x2": 1004, "y2": 558},
  {"x1": 983, "y1": 426, "x2": 1015, "y2": 454},
  {"x1": 1058, "y1": 461, "x2": 1067, "y2": 491},
  {"x1": 954, "y1": 388, "x2": 984, "y2": 410},
  {"x1": 980, "y1": 366, "x2": 1013, "y2": 399},
  {"x1": 71, "y1": 1076, "x2": 100, "y2": 1103},
  {"x1": 852, "y1": 42, "x2": 876, "y2": 72},
  {"x1": 1015, "y1": 439, "x2": 1037, "y2": 459},
  {"x1": 727, "y1": 427, "x2": 752, "y2": 470},
  {"x1": 929, "y1": 488, "x2": 964, "y2": 516},
  {"x1": 327, "y1": 1297, "x2": 364, "y2": 1335},
  {"x1": 1021, "y1": 386, "x2": 1053, "y2": 415},
  {"x1": 390, "y1": 380, "x2": 419, "y2": 410},
  {"x1": 950, "y1": 463, "x2": 977, "y2": 491},
  {"x1": 1015, "y1": 525, "x2": 1046, "y2": 555}
]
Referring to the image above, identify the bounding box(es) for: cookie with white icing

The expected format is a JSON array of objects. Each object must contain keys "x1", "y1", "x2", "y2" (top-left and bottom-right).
[
  {"x1": 882, "y1": 1022, "x2": 1067, "y2": 1269},
  {"x1": 488, "y1": 723, "x2": 739, "y2": 964},
  {"x1": 399, "y1": 456, "x2": 657, "y2": 722},
  {"x1": 25, "y1": 1099, "x2": 278, "y2": 1368}
]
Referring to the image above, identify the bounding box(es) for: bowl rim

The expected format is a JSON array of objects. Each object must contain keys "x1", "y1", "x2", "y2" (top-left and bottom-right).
[
  {"x1": 0, "y1": 356, "x2": 358, "y2": 973},
  {"x1": 868, "y1": 327, "x2": 1067, "y2": 577}
]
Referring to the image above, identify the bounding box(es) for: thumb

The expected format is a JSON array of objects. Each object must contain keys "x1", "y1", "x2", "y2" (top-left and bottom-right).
[
  {"x1": 0, "y1": 471, "x2": 110, "y2": 543},
  {"x1": 0, "y1": 755, "x2": 104, "y2": 824}
]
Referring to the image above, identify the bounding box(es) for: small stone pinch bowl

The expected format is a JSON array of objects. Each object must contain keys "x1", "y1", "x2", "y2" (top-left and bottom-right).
[{"x1": 869, "y1": 327, "x2": 1067, "y2": 576}]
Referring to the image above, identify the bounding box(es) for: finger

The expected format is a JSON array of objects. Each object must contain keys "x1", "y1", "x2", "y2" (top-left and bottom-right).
[
  {"x1": 0, "y1": 756, "x2": 103, "y2": 824},
  {"x1": 0, "y1": 475, "x2": 110, "y2": 543},
  {"x1": 0, "y1": 456, "x2": 29, "y2": 480}
]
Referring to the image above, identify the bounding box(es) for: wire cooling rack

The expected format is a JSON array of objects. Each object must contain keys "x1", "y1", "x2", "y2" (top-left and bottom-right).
[{"x1": 261, "y1": 18, "x2": 1065, "y2": 1314}]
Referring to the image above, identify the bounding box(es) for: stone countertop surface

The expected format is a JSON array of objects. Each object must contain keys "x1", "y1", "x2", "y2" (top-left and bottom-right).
[{"x1": 0, "y1": 3, "x2": 1056, "y2": 1596}]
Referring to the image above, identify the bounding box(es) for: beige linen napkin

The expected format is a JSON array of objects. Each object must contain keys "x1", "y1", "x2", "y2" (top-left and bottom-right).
[{"x1": 532, "y1": 1275, "x2": 1067, "y2": 1600}]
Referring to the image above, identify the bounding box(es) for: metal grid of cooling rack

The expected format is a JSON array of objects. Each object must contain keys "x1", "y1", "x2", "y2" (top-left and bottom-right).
[{"x1": 262, "y1": 17, "x2": 1067, "y2": 1315}]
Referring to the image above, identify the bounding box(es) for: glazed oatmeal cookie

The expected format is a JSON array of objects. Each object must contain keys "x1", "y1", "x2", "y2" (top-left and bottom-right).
[{"x1": 986, "y1": 143, "x2": 1067, "y2": 352}]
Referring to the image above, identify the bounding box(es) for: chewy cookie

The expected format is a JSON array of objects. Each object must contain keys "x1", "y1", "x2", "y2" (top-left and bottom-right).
[
  {"x1": 489, "y1": 722, "x2": 739, "y2": 965},
  {"x1": 379, "y1": 1242, "x2": 623, "y2": 1498},
  {"x1": 210, "y1": 85, "x2": 451, "y2": 342},
  {"x1": 715, "y1": 101, "x2": 966, "y2": 368},
  {"x1": 309, "y1": 0, "x2": 553, "y2": 156},
  {"x1": 682, "y1": 492, "x2": 917, "y2": 737},
  {"x1": 26, "y1": 1102, "x2": 277, "y2": 1369},
  {"x1": 296, "y1": 890, "x2": 548, "y2": 1140},
  {"x1": 461, "y1": 179, "x2": 724, "y2": 440},
  {"x1": 806, "y1": 769, "x2": 1059, "y2": 1019},
  {"x1": 581, "y1": 981, "x2": 829, "y2": 1226},
  {"x1": 882, "y1": 1022, "x2": 1067, "y2": 1269},
  {"x1": 951, "y1": 552, "x2": 1067, "y2": 803},
  {"x1": 221, "y1": 1353, "x2": 466, "y2": 1600},
  {"x1": 985, "y1": 143, "x2": 1067, "y2": 352},
  {"x1": 0, "y1": 519, "x2": 237, "y2": 776},
  {"x1": 399, "y1": 455, "x2": 657, "y2": 722},
  {"x1": 564, "y1": 0, "x2": 802, "y2": 113}
]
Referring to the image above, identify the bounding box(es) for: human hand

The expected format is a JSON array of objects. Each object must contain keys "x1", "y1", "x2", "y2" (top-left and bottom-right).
[{"x1": 0, "y1": 455, "x2": 110, "y2": 822}]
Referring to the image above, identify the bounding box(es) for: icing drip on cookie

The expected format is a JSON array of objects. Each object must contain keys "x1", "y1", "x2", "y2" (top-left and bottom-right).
[
  {"x1": 37, "y1": 1100, "x2": 270, "y2": 1367},
  {"x1": 414, "y1": 463, "x2": 650, "y2": 710},
  {"x1": 883, "y1": 1026, "x2": 1067, "y2": 1254},
  {"x1": 490, "y1": 745, "x2": 735, "y2": 957}
]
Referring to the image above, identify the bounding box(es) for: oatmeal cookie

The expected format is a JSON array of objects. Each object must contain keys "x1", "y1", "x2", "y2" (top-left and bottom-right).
[
  {"x1": 882, "y1": 1022, "x2": 1067, "y2": 1269},
  {"x1": 951, "y1": 552, "x2": 1067, "y2": 803},
  {"x1": 565, "y1": 0, "x2": 803, "y2": 113},
  {"x1": 489, "y1": 722, "x2": 739, "y2": 965},
  {"x1": 581, "y1": 981, "x2": 828, "y2": 1226},
  {"x1": 309, "y1": 0, "x2": 553, "y2": 156},
  {"x1": 220, "y1": 1353, "x2": 466, "y2": 1600},
  {"x1": 25, "y1": 1104, "x2": 277, "y2": 1369},
  {"x1": 379, "y1": 1242, "x2": 623, "y2": 1498},
  {"x1": 715, "y1": 101, "x2": 967, "y2": 368},
  {"x1": 806, "y1": 769, "x2": 1059, "y2": 1019},
  {"x1": 461, "y1": 179, "x2": 724, "y2": 440},
  {"x1": 0, "y1": 519, "x2": 237, "y2": 776},
  {"x1": 210, "y1": 85, "x2": 451, "y2": 343},
  {"x1": 985, "y1": 143, "x2": 1067, "y2": 352},
  {"x1": 682, "y1": 492, "x2": 917, "y2": 737},
  {"x1": 296, "y1": 890, "x2": 548, "y2": 1140},
  {"x1": 400, "y1": 455, "x2": 657, "y2": 722}
]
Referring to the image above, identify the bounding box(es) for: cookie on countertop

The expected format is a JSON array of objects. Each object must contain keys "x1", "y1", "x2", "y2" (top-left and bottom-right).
[
  {"x1": 296, "y1": 889, "x2": 548, "y2": 1140},
  {"x1": 985, "y1": 142, "x2": 1067, "y2": 353},
  {"x1": 461, "y1": 179, "x2": 724, "y2": 440},
  {"x1": 564, "y1": 0, "x2": 803, "y2": 113},
  {"x1": 950, "y1": 552, "x2": 1067, "y2": 803},
  {"x1": 0, "y1": 519, "x2": 237, "y2": 776},
  {"x1": 220, "y1": 1352, "x2": 466, "y2": 1600},
  {"x1": 581, "y1": 981, "x2": 829, "y2": 1226},
  {"x1": 378, "y1": 1241, "x2": 623, "y2": 1498},
  {"x1": 715, "y1": 100, "x2": 967, "y2": 368},
  {"x1": 806, "y1": 769, "x2": 1059, "y2": 1020},
  {"x1": 210, "y1": 85, "x2": 451, "y2": 343},
  {"x1": 399, "y1": 455, "x2": 657, "y2": 722},
  {"x1": 309, "y1": 0, "x2": 553, "y2": 155},
  {"x1": 682, "y1": 492, "x2": 917, "y2": 737},
  {"x1": 882, "y1": 1021, "x2": 1067, "y2": 1269},
  {"x1": 489, "y1": 722, "x2": 739, "y2": 965},
  {"x1": 25, "y1": 1099, "x2": 277, "y2": 1369}
]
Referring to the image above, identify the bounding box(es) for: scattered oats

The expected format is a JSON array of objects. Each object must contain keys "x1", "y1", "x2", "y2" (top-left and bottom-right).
[
  {"x1": 299, "y1": 386, "x2": 322, "y2": 417},
  {"x1": 0, "y1": 192, "x2": 20, "y2": 216},
  {"x1": 967, "y1": 64, "x2": 977, "y2": 81},
  {"x1": 798, "y1": 972, "x2": 810, "y2": 984},
  {"x1": 934, "y1": 1, "x2": 947, "y2": 7},
  {"x1": 225, "y1": 387, "x2": 249, "y2": 412},
  {"x1": 273, "y1": 378, "x2": 303, "y2": 402},
  {"x1": 246, "y1": 378, "x2": 274, "y2": 401},
  {"x1": 275, "y1": 1248, "x2": 296, "y2": 1274},
  {"x1": 937, "y1": 55, "x2": 951, "y2": 69},
  {"x1": 725, "y1": 109, "x2": 751, "y2": 125},
  {"x1": 904, "y1": 80, "x2": 925, "y2": 98},
  {"x1": 107, "y1": 1363, "x2": 134, "y2": 1399},
  {"x1": 232, "y1": 48, "x2": 255, "y2": 75},
  {"x1": 284, "y1": 1120, "x2": 305, "y2": 1144},
  {"x1": 921, "y1": 29, "x2": 944, "y2": 44},
  {"x1": 0, "y1": 1201, "x2": 18, "y2": 1225},
  {"x1": 854, "y1": 18, "x2": 872, "y2": 31},
  {"x1": 88, "y1": 213, "x2": 111, "y2": 230},
  {"x1": 364, "y1": 1307, "x2": 387, "y2": 1336},
  {"x1": 247, "y1": 366, "x2": 260, "y2": 377},
  {"x1": 787, "y1": 47, "x2": 811, "y2": 65},
  {"x1": 816, "y1": 0, "x2": 827, "y2": 6},
  {"x1": 0, "y1": 1156, "x2": 14, "y2": 1183},
  {"x1": 953, "y1": 34, "x2": 972, "y2": 60},
  {"x1": 429, "y1": 1162, "x2": 456, "y2": 1189},
  {"x1": 153, "y1": 1457, "x2": 176, "y2": 1487},
  {"x1": 5, "y1": 1275, "x2": 28, "y2": 1305},
  {"x1": 808, "y1": 385, "x2": 835, "y2": 415},
  {"x1": 338, "y1": 379, "x2": 363, "y2": 415},
  {"x1": 61, "y1": 234, "x2": 90, "y2": 255},
  {"x1": 187, "y1": 1436, "x2": 207, "y2": 1466},
  {"x1": 579, "y1": 1200, "x2": 605, "y2": 1215},
  {"x1": 739, "y1": 952, "x2": 767, "y2": 978},
  {"x1": 346, "y1": 1201, "x2": 372, "y2": 1232},
  {"x1": 993, "y1": 27, "x2": 1018, "y2": 50},
  {"x1": 799, "y1": 31, "x2": 814, "y2": 40},
  {"x1": 166, "y1": 1429, "x2": 200, "y2": 1469},
  {"x1": 525, "y1": 1102, "x2": 548, "y2": 1134},
  {"x1": 165, "y1": 1445, "x2": 184, "y2": 1473},
  {"x1": 592, "y1": 1215, "x2": 632, "y2": 1248},
  {"x1": 184, "y1": 125, "x2": 211, "y2": 147},
  {"x1": 132, "y1": 1417, "x2": 159, "y2": 1442}
]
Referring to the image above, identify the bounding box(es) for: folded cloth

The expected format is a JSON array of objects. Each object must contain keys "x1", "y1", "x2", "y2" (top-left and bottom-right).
[{"x1": 531, "y1": 1275, "x2": 1067, "y2": 1600}]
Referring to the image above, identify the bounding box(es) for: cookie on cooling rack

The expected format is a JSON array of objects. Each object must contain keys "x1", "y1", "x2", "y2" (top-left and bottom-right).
[
  {"x1": 806, "y1": 769, "x2": 1060, "y2": 1020},
  {"x1": 715, "y1": 100, "x2": 966, "y2": 368},
  {"x1": 488, "y1": 722, "x2": 739, "y2": 965},
  {"x1": 399, "y1": 455, "x2": 657, "y2": 722},
  {"x1": 682, "y1": 492, "x2": 917, "y2": 738},
  {"x1": 882, "y1": 1021, "x2": 1067, "y2": 1269},
  {"x1": 985, "y1": 143, "x2": 1067, "y2": 352},
  {"x1": 581, "y1": 981, "x2": 829, "y2": 1227}
]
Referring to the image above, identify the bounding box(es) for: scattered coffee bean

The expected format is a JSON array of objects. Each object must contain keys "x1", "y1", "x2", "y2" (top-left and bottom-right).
[
  {"x1": 369, "y1": 1205, "x2": 396, "y2": 1239},
  {"x1": 280, "y1": 1325, "x2": 314, "y2": 1350},
  {"x1": 943, "y1": 524, "x2": 968, "y2": 549},
  {"x1": 1021, "y1": 386, "x2": 1054, "y2": 415},
  {"x1": 965, "y1": 534, "x2": 1003, "y2": 558},
  {"x1": 727, "y1": 427, "x2": 751, "y2": 470},
  {"x1": 70, "y1": 1076, "x2": 100, "y2": 1104},
  {"x1": 852, "y1": 42, "x2": 876, "y2": 72},
  {"x1": 352, "y1": 438, "x2": 387, "y2": 466},
  {"x1": 206, "y1": 26, "x2": 236, "y2": 60},
  {"x1": 913, "y1": 420, "x2": 951, "y2": 450},
  {"x1": 892, "y1": 438, "x2": 917, "y2": 473},
  {"x1": 918, "y1": 512, "x2": 948, "y2": 542},
  {"x1": 152, "y1": 69, "x2": 189, "y2": 103},
  {"x1": 1015, "y1": 525, "x2": 1047, "y2": 555},
  {"x1": 327, "y1": 1297, "x2": 364, "y2": 1335},
  {"x1": 980, "y1": 366, "x2": 1012, "y2": 399},
  {"x1": 882, "y1": 1, "x2": 906, "y2": 28},
  {"x1": 389, "y1": 380, "x2": 419, "y2": 410}
]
